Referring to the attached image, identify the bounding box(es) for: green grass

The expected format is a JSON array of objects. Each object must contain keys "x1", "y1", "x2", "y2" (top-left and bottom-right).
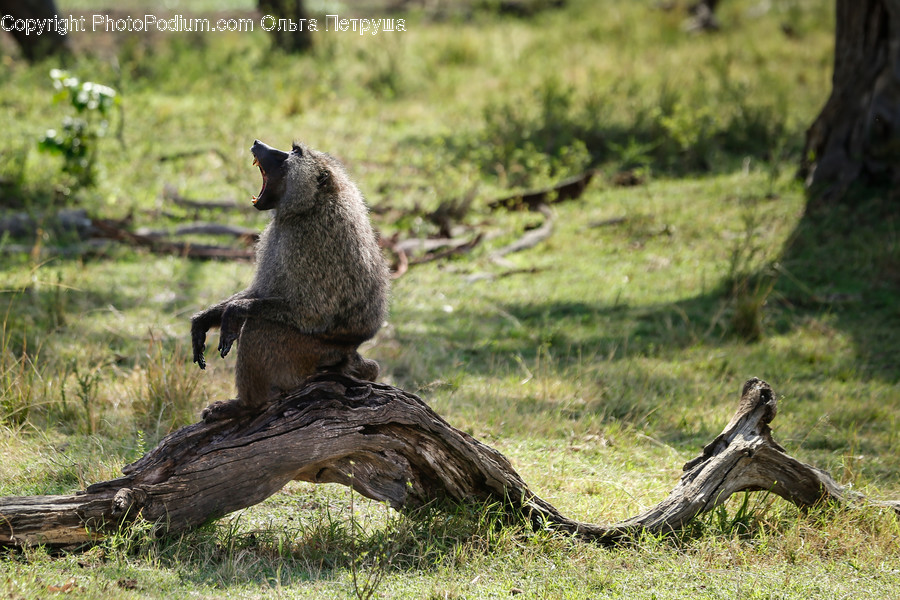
[{"x1": 3, "y1": 0, "x2": 900, "y2": 598}]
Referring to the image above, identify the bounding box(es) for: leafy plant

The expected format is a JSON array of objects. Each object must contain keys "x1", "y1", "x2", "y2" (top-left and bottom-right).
[
  {"x1": 472, "y1": 76, "x2": 595, "y2": 187},
  {"x1": 655, "y1": 101, "x2": 719, "y2": 171},
  {"x1": 607, "y1": 136, "x2": 658, "y2": 172},
  {"x1": 38, "y1": 69, "x2": 119, "y2": 188}
]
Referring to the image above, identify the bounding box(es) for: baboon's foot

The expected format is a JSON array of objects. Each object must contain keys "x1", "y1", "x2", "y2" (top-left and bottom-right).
[
  {"x1": 344, "y1": 355, "x2": 380, "y2": 382},
  {"x1": 201, "y1": 398, "x2": 255, "y2": 423},
  {"x1": 317, "y1": 352, "x2": 380, "y2": 382}
]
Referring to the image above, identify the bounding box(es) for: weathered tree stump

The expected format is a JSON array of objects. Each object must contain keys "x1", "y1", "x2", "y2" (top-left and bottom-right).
[{"x1": 0, "y1": 375, "x2": 896, "y2": 547}]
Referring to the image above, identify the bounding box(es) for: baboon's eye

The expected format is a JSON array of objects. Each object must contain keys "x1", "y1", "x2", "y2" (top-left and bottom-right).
[
  {"x1": 291, "y1": 142, "x2": 303, "y2": 156},
  {"x1": 316, "y1": 171, "x2": 330, "y2": 187}
]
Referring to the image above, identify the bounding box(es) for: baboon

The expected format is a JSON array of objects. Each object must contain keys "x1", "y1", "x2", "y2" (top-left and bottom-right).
[{"x1": 191, "y1": 140, "x2": 390, "y2": 422}]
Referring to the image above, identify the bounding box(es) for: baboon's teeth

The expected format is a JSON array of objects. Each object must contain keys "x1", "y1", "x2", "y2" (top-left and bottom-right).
[{"x1": 252, "y1": 157, "x2": 259, "y2": 167}]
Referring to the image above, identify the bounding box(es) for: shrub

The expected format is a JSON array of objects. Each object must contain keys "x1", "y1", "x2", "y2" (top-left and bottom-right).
[{"x1": 38, "y1": 69, "x2": 119, "y2": 188}]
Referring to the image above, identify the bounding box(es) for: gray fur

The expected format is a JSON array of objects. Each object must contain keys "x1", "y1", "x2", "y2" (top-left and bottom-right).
[{"x1": 191, "y1": 141, "x2": 390, "y2": 421}]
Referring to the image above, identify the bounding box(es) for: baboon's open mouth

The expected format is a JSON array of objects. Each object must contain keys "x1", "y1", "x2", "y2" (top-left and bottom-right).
[
  {"x1": 249, "y1": 140, "x2": 289, "y2": 211},
  {"x1": 251, "y1": 156, "x2": 266, "y2": 205}
]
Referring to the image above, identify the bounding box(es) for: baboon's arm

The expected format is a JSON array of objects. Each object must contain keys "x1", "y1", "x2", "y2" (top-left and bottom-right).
[
  {"x1": 216, "y1": 296, "x2": 301, "y2": 358},
  {"x1": 190, "y1": 291, "x2": 250, "y2": 369}
]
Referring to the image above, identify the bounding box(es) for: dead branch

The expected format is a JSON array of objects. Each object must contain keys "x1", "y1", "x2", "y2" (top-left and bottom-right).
[
  {"x1": 464, "y1": 267, "x2": 544, "y2": 283},
  {"x1": 0, "y1": 376, "x2": 895, "y2": 549},
  {"x1": 379, "y1": 233, "x2": 483, "y2": 278},
  {"x1": 379, "y1": 235, "x2": 409, "y2": 279},
  {"x1": 0, "y1": 209, "x2": 95, "y2": 238},
  {"x1": 394, "y1": 236, "x2": 472, "y2": 256},
  {"x1": 367, "y1": 171, "x2": 596, "y2": 276},
  {"x1": 487, "y1": 171, "x2": 595, "y2": 213},
  {"x1": 0, "y1": 207, "x2": 256, "y2": 261},
  {"x1": 134, "y1": 223, "x2": 259, "y2": 245},
  {"x1": 91, "y1": 219, "x2": 255, "y2": 261},
  {"x1": 490, "y1": 204, "x2": 554, "y2": 260},
  {"x1": 407, "y1": 234, "x2": 484, "y2": 265}
]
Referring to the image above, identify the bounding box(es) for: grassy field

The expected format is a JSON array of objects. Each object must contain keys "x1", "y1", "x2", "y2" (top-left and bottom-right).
[{"x1": 2, "y1": 0, "x2": 900, "y2": 598}]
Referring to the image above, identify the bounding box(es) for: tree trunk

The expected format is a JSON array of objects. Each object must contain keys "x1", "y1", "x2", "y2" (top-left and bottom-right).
[
  {"x1": 687, "y1": 0, "x2": 721, "y2": 32},
  {"x1": 1, "y1": 375, "x2": 896, "y2": 548},
  {"x1": 0, "y1": 0, "x2": 70, "y2": 61},
  {"x1": 258, "y1": 0, "x2": 313, "y2": 53},
  {"x1": 802, "y1": 0, "x2": 900, "y2": 205}
]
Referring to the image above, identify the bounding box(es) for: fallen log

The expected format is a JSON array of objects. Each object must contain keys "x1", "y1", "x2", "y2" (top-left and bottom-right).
[
  {"x1": 394, "y1": 235, "x2": 478, "y2": 257},
  {"x1": 490, "y1": 203, "x2": 554, "y2": 260},
  {"x1": 90, "y1": 219, "x2": 255, "y2": 261},
  {"x1": 134, "y1": 222, "x2": 259, "y2": 245},
  {"x1": 0, "y1": 376, "x2": 896, "y2": 548},
  {"x1": 379, "y1": 233, "x2": 483, "y2": 279},
  {"x1": 0, "y1": 209, "x2": 94, "y2": 239},
  {"x1": 487, "y1": 170, "x2": 595, "y2": 213},
  {"x1": 407, "y1": 233, "x2": 484, "y2": 265},
  {"x1": 379, "y1": 235, "x2": 409, "y2": 279}
]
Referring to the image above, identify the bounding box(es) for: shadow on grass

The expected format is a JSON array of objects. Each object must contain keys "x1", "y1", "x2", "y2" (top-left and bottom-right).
[
  {"x1": 392, "y1": 195, "x2": 900, "y2": 388},
  {"x1": 772, "y1": 193, "x2": 900, "y2": 379}
]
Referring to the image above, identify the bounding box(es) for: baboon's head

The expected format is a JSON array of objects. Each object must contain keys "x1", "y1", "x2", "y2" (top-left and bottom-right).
[{"x1": 250, "y1": 140, "x2": 345, "y2": 216}]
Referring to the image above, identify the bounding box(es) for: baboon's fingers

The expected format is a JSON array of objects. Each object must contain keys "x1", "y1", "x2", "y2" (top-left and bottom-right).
[
  {"x1": 218, "y1": 304, "x2": 245, "y2": 359},
  {"x1": 191, "y1": 329, "x2": 208, "y2": 369},
  {"x1": 218, "y1": 331, "x2": 238, "y2": 359}
]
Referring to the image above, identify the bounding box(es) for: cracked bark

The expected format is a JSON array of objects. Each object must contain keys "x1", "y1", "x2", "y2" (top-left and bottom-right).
[{"x1": 1, "y1": 375, "x2": 896, "y2": 547}]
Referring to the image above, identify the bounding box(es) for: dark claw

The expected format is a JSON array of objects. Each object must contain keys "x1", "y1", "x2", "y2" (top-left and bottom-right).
[
  {"x1": 218, "y1": 330, "x2": 238, "y2": 358},
  {"x1": 218, "y1": 304, "x2": 246, "y2": 359},
  {"x1": 191, "y1": 326, "x2": 208, "y2": 370}
]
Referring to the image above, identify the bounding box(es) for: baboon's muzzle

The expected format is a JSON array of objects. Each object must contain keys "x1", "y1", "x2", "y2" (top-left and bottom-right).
[{"x1": 250, "y1": 140, "x2": 290, "y2": 211}]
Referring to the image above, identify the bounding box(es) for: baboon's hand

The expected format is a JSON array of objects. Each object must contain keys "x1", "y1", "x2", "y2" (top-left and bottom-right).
[
  {"x1": 191, "y1": 318, "x2": 208, "y2": 370},
  {"x1": 218, "y1": 304, "x2": 246, "y2": 359},
  {"x1": 218, "y1": 329, "x2": 239, "y2": 359}
]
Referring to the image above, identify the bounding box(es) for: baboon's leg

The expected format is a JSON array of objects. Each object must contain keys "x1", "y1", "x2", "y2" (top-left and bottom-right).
[
  {"x1": 202, "y1": 321, "x2": 334, "y2": 422},
  {"x1": 264, "y1": 333, "x2": 330, "y2": 393},
  {"x1": 339, "y1": 353, "x2": 380, "y2": 381},
  {"x1": 309, "y1": 339, "x2": 380, "y2": 382},
  {"x1": 201, "y1": 319, "x2": 382, "y2": 422},
  {"x1": 202, "y1": 319, "x2": 284, "y2": 422}
]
